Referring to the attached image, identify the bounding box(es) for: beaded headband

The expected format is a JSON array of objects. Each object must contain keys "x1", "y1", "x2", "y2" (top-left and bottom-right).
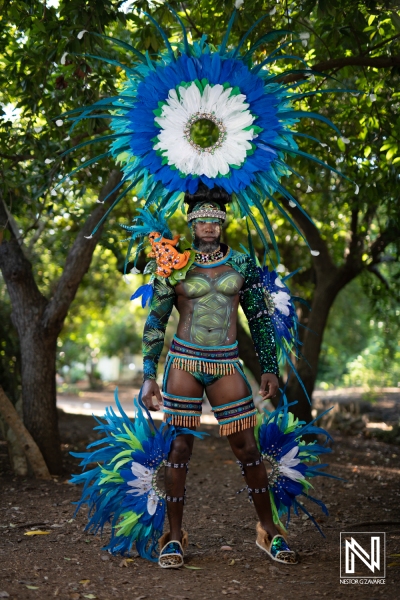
[{"x1": 187, "y1": 202, "x2": 226, "y2": 223}]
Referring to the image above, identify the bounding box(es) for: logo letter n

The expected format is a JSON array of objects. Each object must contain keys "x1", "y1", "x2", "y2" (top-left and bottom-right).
[{"x1": 345, "y1": 536, "x2": 380, "y2": 573}]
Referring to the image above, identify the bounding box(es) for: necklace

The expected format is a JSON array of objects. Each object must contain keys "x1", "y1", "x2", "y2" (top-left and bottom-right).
[{"x1": 194, "y1": 246, "x2": 225, "y2": 264}]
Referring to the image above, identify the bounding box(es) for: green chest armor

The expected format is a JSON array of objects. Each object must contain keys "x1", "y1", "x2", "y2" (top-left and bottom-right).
[{"x1": 180, "y1": 269, "x2": 244, "y2": 346}]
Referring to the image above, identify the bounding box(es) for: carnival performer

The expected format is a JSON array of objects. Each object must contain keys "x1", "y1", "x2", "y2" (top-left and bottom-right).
[
  {"x1": 68, "y1": 4, "x2": 347, "y2": 571},
  {"x1": 140, "y1": 184, "x2": 297, "y2": 568}
]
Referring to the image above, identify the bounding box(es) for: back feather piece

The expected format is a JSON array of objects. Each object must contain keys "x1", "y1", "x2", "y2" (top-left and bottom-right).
[
  {"x1": 70, "y1": 389, "x2": 201, "y2": 561},
  {"x1": 254, "y1": 395, "x2": 340, "y2": 535}
]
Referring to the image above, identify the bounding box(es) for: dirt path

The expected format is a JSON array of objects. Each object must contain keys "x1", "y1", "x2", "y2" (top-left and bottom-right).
[{"x1": 0, "y1": 409, "x2": 399, "y2": 599}]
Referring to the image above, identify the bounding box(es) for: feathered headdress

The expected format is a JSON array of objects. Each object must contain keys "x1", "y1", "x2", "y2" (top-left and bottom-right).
[{"x1": 57, "y1": 6, "x2": 357, "y2": 260}]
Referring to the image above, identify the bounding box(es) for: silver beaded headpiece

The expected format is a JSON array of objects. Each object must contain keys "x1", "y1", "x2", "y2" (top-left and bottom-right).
[{"x1": 187, "y1": 202, "x2": 226, "y2": 223}]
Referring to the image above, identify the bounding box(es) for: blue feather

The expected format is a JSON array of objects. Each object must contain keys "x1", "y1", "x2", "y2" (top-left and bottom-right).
[
  {"x1": 130, "y1": 283, "x2": 154, "y2": 308},
  {"x1": 70, "y1": 389, "x2": 200, "y2": 561},
  {"x1": 256, "y1": 393, "x2": 339, "y2": 536}
]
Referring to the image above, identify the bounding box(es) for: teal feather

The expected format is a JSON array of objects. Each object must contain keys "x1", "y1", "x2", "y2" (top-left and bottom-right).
[
  {"x1": 245, "y1": 218, "x2": 257, "y2": 262},
  {"x1": 232, "y1": 14, "x2": 270, "y2": 58},
  {"x1": 56, "y1": 151, "x2": 112, "y2": 187},
  {"x1": 287, "y1": 87, "x2": 360, "y2": 101},
  {"x1": 142, "y1": 11, "x2": 175, "y2": 60},
  {"x1": 60, "y1": 132, "x2": 132, "y2": 159},
  {"x1": 236, "y1": 194, "x2": 274, "y2": 260},
  {"x1": 70, "y1": 52, "x2": 138, "y2": 76},
  {"x1": 242, "y1": 187, "x2": 280, "y2": 258},
  {"x1": 256, "y1": 53, "x2": 308, "y2": 71},
  {"x1": 219, "y1": 9, "x2": 237, "y2": 55},
  {"x1": 258, "y1": 37, "x2": 301, "y2": 60},
  {"x1": 278, "y1": 110, "x2": 343, "y2": 137},
  {"x1": 243, "y1": 30, "x2": 296, "y2": 59},
  {"x1": 166, "y1": 3, "x2": 189, "y2": 54},
  {"x1": 88, "y1": 32, "x2": 147, "y2": 64},
  {"x1": 272, "y1": 143, "x2": 355, "y2": 185},
  {"x1": 90, "y1": 177, "x2": 143, "y2": 236}
]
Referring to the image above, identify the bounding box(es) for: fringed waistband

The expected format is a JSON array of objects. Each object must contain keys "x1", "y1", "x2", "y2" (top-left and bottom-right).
[{"x1": 168, "y1": 336, "x2": 239, "y2": 376}]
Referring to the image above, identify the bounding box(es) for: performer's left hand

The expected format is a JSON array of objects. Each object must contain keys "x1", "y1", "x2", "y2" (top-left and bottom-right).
[{"x1": 259, "y1": 373, "x2": 279, "y2": 399}]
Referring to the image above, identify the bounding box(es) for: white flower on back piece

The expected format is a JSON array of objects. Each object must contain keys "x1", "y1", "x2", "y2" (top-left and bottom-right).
[
  {"x1": 271, "y1": 277, "x2": 291, "y2": 316},
  {"x1": 154, "y1": 82, "x2": 257, "y2": 179},
  {"x1": 127, "y1": 462, "x2": 159, "y2": 516},
  {"x1": 272, "y1": 290, "x2": 291, "y2": 316},
  {"x1": 278, "y1": 446, "x2": 304, "y2": 481}
]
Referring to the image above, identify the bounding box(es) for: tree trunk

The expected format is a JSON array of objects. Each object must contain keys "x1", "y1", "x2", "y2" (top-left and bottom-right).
[
  {"x1": 286, "y1": 264, "x2": 359, "y2": 422},
  {"x1": 1, "y1": 237, "x2": 62, "y2": 472},
  {"x1": 286, "y1": 281, "x2": 338, "y2": 422},
  {"x1": 19, "y1": 332, "x2": 61, "y2": 473},
  {"x1": 0, "y1": 387, "x2": 51, "y2": 480},
  {"x1": 0, "y1": 171, "x2": 122, "y2": 473}
]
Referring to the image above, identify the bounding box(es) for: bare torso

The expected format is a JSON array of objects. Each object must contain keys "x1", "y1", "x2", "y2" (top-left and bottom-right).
[{"x1": 175, "y1": 264, "x2": 244, "y2": 347}]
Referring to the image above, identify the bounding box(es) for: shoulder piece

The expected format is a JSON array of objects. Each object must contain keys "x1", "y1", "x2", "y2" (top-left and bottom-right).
[{"x1": 226, "y1": 249, "x2": 252, "y2": 278}]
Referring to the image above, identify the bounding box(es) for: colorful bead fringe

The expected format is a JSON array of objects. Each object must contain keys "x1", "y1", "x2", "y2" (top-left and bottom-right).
[
  {"x1": 171, "y1": 357, "x2": 236, "y2": 376},
  {"x1": 163, "y1": 392, "x2": 203, "y2": 428},
  {"x1": 169, "y1": 336, "x2": 239, "y2": 377},
  {"x1": 212, "y1": 396, "x2": 258, "y2": 436}
]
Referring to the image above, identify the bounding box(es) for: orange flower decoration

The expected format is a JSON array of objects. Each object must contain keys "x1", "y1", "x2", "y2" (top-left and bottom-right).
[{"x1": 148, "y1": 232, "x2": 191, "y2": 278}]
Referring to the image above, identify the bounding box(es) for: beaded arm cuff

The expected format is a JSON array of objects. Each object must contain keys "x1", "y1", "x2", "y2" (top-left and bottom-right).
[
  {"x1": 239, "y1": 258, "x2": 279, "y2": 377},
  {"x1": 143, "y1": 278, "x2": 176, "y2": 381}
]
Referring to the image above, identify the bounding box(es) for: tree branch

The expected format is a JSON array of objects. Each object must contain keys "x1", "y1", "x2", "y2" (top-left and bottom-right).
[
  {"x1": 0, "y1": 195, "x2": 46, "y2": 319},
  {"x1": 180, "y1": 2, "x2": 202, "y2": 37},
  {"x1": 369, "y1": 225, "x2": 398, "y2": 265},
  {"x1": 42, "y1": 169, "x2": 123, "y2": 333},
  {"x1": 345, "y1": 202, "x2": 364, "y2": 266},
  {"x1": 367, "y1": 264, "x2": 390, "y2": 290},
  {"x1": 0, "y1": 152, "x2": 33, "y2": 163},
  {"x1": 367, "y1": 33, "x2": 400, "y2": 55},
  {"x1": 283, "y1": 55, "x2": 400, "y2": 83}
]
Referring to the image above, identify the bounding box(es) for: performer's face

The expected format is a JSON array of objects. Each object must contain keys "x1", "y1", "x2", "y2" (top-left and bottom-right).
[{"x1": 192, "y1": 220, "x2": 221, "y2": 252}]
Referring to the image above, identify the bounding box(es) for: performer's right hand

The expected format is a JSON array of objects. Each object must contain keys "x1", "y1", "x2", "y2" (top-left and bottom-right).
[{"x1": 141, "y1": 379, "x2": 163, "y2": 411}]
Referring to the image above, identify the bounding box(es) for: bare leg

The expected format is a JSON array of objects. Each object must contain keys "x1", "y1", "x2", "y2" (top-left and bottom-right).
[
  {"x1": 164, "y1": 367, "x2": 203, "y2": 542},
  {"x1": 165, "y1": 433, "x2": 194, "y2": 542},
  {"x1": 227, "y1": 428, "x2": 279, "y2": 538},
  {"x1": 206, "y1": 370, "x2": 279, "y2": 539}
]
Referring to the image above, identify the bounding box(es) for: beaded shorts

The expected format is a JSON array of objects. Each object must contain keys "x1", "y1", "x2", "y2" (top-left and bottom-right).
[{"x1": 162, "y1": 336, "x2": 258, "y2": 435}]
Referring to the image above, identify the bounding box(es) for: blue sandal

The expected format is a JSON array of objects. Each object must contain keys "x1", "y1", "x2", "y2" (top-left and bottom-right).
[{"x1": 256, "y1": 522, "x2": 298, "y2": 564}]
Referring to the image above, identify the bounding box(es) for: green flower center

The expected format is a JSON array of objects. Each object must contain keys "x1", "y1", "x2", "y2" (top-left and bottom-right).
[
  {"x1": 190, "y1": 118, "x2": 221, "y2": 149},
  {"x1": 183, "y1": 111, "x2": 227, "y2": 154}
]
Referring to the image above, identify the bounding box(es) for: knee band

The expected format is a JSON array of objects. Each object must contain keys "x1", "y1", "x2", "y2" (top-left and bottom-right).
[
  {"x1": 162, "y1": 392, "x2": 203, "y2": 427},
  {"x1": 211, "y1": 395, "x2": 258, "y2": 436}
]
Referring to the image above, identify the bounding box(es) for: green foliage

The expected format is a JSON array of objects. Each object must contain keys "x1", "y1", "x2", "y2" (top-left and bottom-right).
[
  {"x1": 318, "y1": 279, "x2": 371, "y2": 383},
  {"x1": 318, "y1": 276, "x2": 400, "y2": 387},
  {"x1": 1, "y1": 0, "x2": 399, "y2": 389}
]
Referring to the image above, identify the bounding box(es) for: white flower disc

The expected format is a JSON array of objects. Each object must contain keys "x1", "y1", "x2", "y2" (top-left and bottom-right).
[
  {"x1": 278, "y1": 446, "x2": 304, "y2": 482},
  {"x1": 154, "y1": 82, "x2": 257, "y2": 178}
]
